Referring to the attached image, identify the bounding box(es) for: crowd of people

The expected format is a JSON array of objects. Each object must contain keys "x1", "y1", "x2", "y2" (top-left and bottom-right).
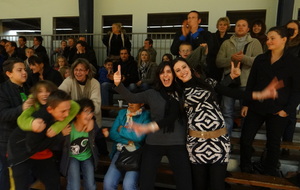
[{"x1": 0, "y1": 10, "x2": 299, "y2": 190}]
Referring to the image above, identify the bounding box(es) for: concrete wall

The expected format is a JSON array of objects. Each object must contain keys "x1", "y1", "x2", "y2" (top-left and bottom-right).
[{"x1": 0, "y1": 0, "x2": 299, "y2": 34}]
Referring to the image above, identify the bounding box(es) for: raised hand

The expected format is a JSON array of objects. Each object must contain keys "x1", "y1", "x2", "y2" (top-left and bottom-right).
[
  {"x1": 113, "y1": 65, "x2": 122, "y2": 86},
  {"x1": 181, "y1": 20, "x2": 190, "y2": 37},
  {"x1": 230, "y1": 61, "x2": 241, "y2": 79}
]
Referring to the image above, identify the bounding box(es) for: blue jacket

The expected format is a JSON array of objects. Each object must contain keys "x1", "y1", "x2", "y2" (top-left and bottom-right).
[{"x1": 109, "y1": 108, "x2": 151, "y2": 158}]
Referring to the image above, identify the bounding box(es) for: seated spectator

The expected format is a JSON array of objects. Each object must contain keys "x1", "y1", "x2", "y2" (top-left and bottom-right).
[
  {"x1": 24, "y1": 48, "x2": 35, "y2": 72},
  {"x1": 250, "y1": 20, "x2": 268, "y2": 51},
  {"x1": 103, "y1": 102, "x2": 151, "y2": 190},
  {"x1": 0, "y1": 39, "x2": 8, "y2": 46},
  {"x1": 102, "y1": 23, "x2": 131, "y2": 62},
  {"x1": 161, "y1": 53, "x2": 173, "y2": 62},
  {"x1": 27, "y1": 55, "x2": 63, "y2": 87},
  {"x1": 136, "y1": 38, "x2": 157, "y2": 62},
  {"x1": 98, "y1": 59, "x2": 114, "y2": 106},
  {"x1": 133, "y1": 50, "x2": 157, "y2": 92},
  {"x1": 73, "y1": 40, "x2": 98, "y2": 71},
  {"x1": 54, "y1": 55, "x2": 68, "y2": 71},
  {"x1": 113, "y1": 48, "x2": 139, "y2": 92},
  {"x1": 17, "y1": 36, "x2": 28, "y2": 60},
  {"x1": 51, "y1": 40, "x2": 67, "y2": 63},
  {"x1": 5, "y1": 41, "x2": 25, "y2": 60},
  {"x1": 63, "y1": 37, "x2": 77, "y2": 65},
  {"x1": 59, "y1": 66, "x2": 71, "y2": 79}
]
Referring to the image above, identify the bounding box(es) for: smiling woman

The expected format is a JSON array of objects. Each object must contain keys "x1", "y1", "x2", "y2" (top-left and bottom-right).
[{"x1": 58, "y1": 58, "x2": 102, "y2": 127}]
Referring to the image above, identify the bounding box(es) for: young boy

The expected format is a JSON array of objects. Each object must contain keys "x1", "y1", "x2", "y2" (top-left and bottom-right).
[
  {"x1": 98, "y1": 58, "x2": 114, "y2": 106},
  {"x1": 60, "y1": 98, "x2": 98, "y2": 190},
  {"x1": 7, "y1": 90, "x2": 78, "y2": 190},
  {"x1": 0, "y1": 58, "x2": 32, "y2": 190}
]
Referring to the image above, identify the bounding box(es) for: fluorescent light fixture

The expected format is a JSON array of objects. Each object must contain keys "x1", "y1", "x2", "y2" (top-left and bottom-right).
[
  {"x1": 55, "y1": 28, "x2": 72, "y2": 31},
  {"x1": 9, "y1": 30, "x2": 40, "y2": 33}
]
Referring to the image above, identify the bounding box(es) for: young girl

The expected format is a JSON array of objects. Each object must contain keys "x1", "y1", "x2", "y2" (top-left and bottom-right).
[
  {"x1": 54, "y1": 55, "x2": 68, "y2": 71},
  {"x1": 59, "y1": 66, "x2": 71, "y2": 79},
  {"x1": 103, "y1": 103, "x2": 151, "y2": 190},
  {"x1": 60, "y1": 98, "x2": 98, "y2": 190}
]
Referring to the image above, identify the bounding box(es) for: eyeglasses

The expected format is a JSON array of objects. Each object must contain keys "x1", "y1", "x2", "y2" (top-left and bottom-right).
[{"x1": 74, "y1": 69, "x2": 86, "y2": 73}]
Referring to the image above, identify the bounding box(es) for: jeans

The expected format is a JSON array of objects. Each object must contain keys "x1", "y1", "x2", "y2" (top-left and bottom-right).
[
  {"x1": 221, "y1": 87, "x2": 245, "y2": 136},
  {"x1": 103, "y1": 151, "x2": 139, "y2": 190},
  {"x1": 101, "y1": 82, "x2": 114, "y2": 106},
  {"x1": 67, "y1": 156, "x2": 96, "y2": 190},
  {"x1": 0, "y1": 144, "x2": 9, "y2": 190}
]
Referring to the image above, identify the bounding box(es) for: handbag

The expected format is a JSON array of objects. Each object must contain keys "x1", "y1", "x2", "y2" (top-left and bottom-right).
[{"x1": 115, "y1": 146, "x2": 143, "y2": 171}]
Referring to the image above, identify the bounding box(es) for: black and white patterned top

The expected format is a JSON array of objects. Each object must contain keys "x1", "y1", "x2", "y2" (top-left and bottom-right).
[{"x1": 183, "y1": 78, "x2": 230, "y2": 164}]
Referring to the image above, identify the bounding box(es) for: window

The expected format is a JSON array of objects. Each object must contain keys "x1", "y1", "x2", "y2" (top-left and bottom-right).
[
  {"x1": 226, "y1": 10, "x2": 266, "y2": 33},
  {"x1": 298, "y1": 8, "x2": 300, "y2": 21},
  {"x1": 1, "y1": 18, "x2": 41, "y2": 35},
  {"x1": 102, "y1": 15, "x2": 133, "y2": 34},
  {"x1": 147, "y1": 12, "x2": 209, "y2": 33},
  {"x1": 53, "y1": 17, "x2": 80, "y2": 34}
]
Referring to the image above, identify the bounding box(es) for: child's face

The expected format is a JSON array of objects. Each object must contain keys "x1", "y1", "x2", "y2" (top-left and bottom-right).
[
  {"x1": 179, "y1": 45, "x2": 192, "y2": 58},
  {"x1": 64, "y1": 69, "x2": 70, "y2": 78},
  {"x1": 26, "y1": 49, "x2": 34, "y2": 58},
  {"x1": 162, "y1": 55, "x2": 170, "y2": 62},
  {"x1": 6, "y1": 62, "x2": 27, "y2": 86},
  {"x1": 58, "y1": 58, "x2": 66, "y2": 67},
  {"x1": 127, "y1": 103, "x2": 143, "y2": 112},
  {"x1": 37, "y1": 87, "x2": 51, "y2": 105},
  {"x1": 47, "y1": 100, "x2": 71, "y2": 121},
  {"x1": 76, "y1": 107, "x2": 94, "y2": 125},
  {"x1": 104, "y1": 62, "x2": 113, "y2": 71}
]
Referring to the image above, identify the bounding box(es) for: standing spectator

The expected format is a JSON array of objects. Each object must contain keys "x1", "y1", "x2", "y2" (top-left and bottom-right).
[
  {"x1": 102, "y1": 23, "x2": 132, "y2": 62},
  {"x1": 63, "y1": 37, "x2": 77, "y2": 65},
  {"x1": 27, "y1": 55, "x2": 63, "y2": 87},
  {"x1": 134, "y1": 50, "x2": 157, "y2": 92},
  {"x1": 17, "y1": 36, "x2": 28, "y2": 60},
  {"x1": 250, "y1": 20, "x2": 268, "y2": 52},
  {"x1": 32, "y1": 36, "x2": 49, "y2": 64},
  {"x1": 211, "y1": 17, "x2": 232, "y2": 81},
  {"x1": 136, "y1": 38, "x2": 157, "y2": 62},
  {"x1": 60, "y1": 98, "x2": 98, "y2": 190},
  {"x1": 0, "y1": 58, "x2": 31, "y2": 190},
  {"x1": 113, "y1": 48, "x2": 139, "y2": 92},
  {"x1": 98, "y1": 59, "x2": 114, "y2": 106},
  {"x1": 240, "y1": 26, "x2": 300, "y2": 176},
  {"x1": 216, "y1": 19, "x2": 263, "y2": 136},
  {"x1": 103, "y1": 103, "x2": 151, "y2": 190},
  {"x1": 73, "y1": 41, "x2": 98, "y2": 71},
  {"x1": 281, "y1": 20, "x2": 300, "y2": 155}
]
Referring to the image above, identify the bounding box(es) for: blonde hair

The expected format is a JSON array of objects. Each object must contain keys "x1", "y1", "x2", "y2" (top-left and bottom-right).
[
  {"x1": 54, "y1": 56, "x2": 68, "y2": 69},
  {"x1": 138, "y1": 50, "x2": 151, "y2": 67},
  {"x1": 216, "y1": 17, "x2": 231, "y2": 30}
]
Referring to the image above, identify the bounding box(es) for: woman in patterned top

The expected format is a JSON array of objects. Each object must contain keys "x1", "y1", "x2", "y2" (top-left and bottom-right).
[{"x1": 172, "y1": 57, "x2": 282, "y2": 190}]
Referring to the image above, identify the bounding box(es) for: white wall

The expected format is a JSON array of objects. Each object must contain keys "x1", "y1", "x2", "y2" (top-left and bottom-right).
[{"x1": 0, "y1": 0, "x2": 299, "y2": 35}]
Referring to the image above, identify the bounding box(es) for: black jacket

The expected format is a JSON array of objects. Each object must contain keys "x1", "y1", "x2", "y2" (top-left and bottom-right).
[
  {"x1": 7, "y1": 105, "x2": 64, "y2": 166},
  {"x1": 27, "y1": 65, "x2": 63, "y2": 87},
  {"x1": 244, "y1": 51, "x2": 300, "y2": 114},
  {"x1": 113, "y1": 56, "x2": 139, "y2": 87},
  {"x1": 0, "y1": 80, "x2": 30, "y2": 145}
]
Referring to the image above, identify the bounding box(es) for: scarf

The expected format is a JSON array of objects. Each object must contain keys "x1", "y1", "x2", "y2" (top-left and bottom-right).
[
  {"x1": 73, "y1": 78, "x2": 92, "y2": 99},
  {"x1": 125, "y1": 108, "x2": 143, "y2": 126}
]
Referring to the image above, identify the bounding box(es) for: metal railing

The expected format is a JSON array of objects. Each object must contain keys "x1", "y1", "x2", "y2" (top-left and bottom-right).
[{"x1": 0, "y1": 33, "x2": 176, "y2": 66}]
